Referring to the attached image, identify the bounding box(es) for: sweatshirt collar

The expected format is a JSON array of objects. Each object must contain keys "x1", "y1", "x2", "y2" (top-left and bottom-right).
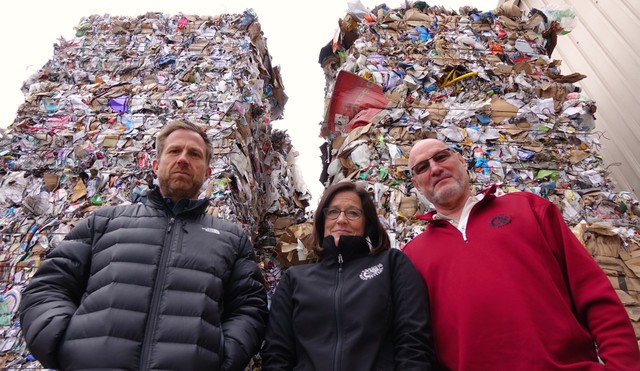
[{"x1": 417, "y1": 184, "x2": 498, "y2": 223}]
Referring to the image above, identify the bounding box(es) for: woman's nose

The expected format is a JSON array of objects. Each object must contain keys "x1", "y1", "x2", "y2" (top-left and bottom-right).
[{"x1": 335, "y1": 211, "x2": 349, "y2": 223}]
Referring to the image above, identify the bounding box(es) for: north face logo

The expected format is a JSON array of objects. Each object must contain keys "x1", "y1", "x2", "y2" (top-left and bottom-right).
[
  {"x1": 202, "y1": 227, "x2": 220, "y2": 234},
  {"x1": 490, "y1": 215, "x2": 511, "y2": 228},
  {"x1": 359, "y1": 264, "x2": 384, "y2": 280}
]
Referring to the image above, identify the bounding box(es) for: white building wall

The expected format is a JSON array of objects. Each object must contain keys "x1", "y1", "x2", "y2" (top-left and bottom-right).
[{"x1": 516, "y1": 0, "x2": 640, "y2": 198}]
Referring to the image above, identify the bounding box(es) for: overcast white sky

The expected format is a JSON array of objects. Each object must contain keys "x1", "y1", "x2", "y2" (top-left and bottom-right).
[{"x1": 0, "y1": 0, "x2": 497, "y2": 205}]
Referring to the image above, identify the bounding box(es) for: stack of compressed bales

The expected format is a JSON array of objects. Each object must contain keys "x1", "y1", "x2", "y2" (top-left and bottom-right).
[
  {"x1": 317, "y1": 1, "x2": 640, "y2": 342},
  {"x1": 0, "y1": 10, "x2": 310, "y2": 368}
]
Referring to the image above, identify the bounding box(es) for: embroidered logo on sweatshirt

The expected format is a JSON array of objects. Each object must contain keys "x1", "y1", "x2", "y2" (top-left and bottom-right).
[
  {"x1": 490, "y1": 214, "x2": 511, "y2": 228},
  {"x1": 202, "y1": 227, "x2": 220, "y2": 234},
  {"x1": 359, "y1": 264, "x2": 384, "y2": 280}
]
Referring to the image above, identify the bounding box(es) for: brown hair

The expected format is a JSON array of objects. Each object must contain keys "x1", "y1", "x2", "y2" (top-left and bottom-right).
[
  {"x1": 312, "y1": 181, "x2": 390, "y2": 256},
  {"x1": 155, "y1": 120, "x2": 213, "y2": 163}
]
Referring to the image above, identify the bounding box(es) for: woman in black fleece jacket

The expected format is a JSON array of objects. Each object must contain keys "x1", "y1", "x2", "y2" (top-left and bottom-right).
[{"x1": 261, "y1": 181, "x2": 435, "y2": 370}]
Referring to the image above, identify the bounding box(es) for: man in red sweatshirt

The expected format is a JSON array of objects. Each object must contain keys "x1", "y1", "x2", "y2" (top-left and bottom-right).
[{"x1": 405, "y1": 138, "x2": 640, "y2": 370}]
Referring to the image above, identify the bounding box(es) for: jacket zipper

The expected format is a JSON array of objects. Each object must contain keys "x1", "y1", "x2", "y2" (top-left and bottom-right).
[
  {"x1": 176, "y1": 220, "x2": 187, "y2": 253},
  {"x1": 333, "y1": 253, "x2": 344, "y2": 371},
  {"x1": 139, "y1": 216, "x2": 176, "y2": 370}
]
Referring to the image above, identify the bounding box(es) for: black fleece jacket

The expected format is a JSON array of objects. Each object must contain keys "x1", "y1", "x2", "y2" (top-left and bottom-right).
[{"x1": 261, "y1": 236, "x2": 435, "y2": 370}]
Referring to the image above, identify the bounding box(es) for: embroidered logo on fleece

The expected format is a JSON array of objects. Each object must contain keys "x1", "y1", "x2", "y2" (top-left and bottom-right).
[
  {"x1": 202, "y1": 227, "x2": 220, "y2": 234},
  {"x1": 490, "y1": 214, "x2": 512, "y2": 228},
  {"x1": 359, "y1": 264, "x2": 384, "y2": 280}
]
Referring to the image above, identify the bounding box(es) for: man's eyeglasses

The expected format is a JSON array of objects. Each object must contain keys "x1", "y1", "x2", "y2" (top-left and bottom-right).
[
  {"x1": 411, "y1": 148, "x2": 455, "y2": 176},
  {"x1": 323, "y1": 208, "x2": 363, "y2": 221}
]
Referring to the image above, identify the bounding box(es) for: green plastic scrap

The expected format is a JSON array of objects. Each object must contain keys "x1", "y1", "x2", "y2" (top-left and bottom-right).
[{"x1": 535, "y1": 169, "x2": 559, "y2": 180}]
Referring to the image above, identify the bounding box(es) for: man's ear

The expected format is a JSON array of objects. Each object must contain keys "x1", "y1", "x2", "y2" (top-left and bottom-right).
[
  {"x1": 151, "y1": 158, "x2": 159, "y2": 175},
  {"x1": 205, "y1": 166, "x2": 212, "y2": 178}
]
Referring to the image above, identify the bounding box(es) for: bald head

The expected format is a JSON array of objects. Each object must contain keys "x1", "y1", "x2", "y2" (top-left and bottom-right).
[
  {"x1": 409, "y1": 139, "x2": 471, "y2": 217},
  {"x1": 409, "y1": 139, "x2": 450, "y2": 170}
]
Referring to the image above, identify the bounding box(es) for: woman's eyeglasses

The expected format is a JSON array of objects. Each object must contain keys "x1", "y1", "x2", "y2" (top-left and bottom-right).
[
  {"x1": 323, "y1": 208, "x2": 363, "y2": 221},
  {"x1": 410, "y1": 148, "x2": 455, "y2": 176}
]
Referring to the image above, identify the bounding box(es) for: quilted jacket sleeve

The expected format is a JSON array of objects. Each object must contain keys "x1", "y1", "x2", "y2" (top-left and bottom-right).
[
  {"x1": 18, "y1": 215, "x2": 94, "y2": 368},
  {"x1": 220, "y1": 231, "x2": 269, "y2": 371}
]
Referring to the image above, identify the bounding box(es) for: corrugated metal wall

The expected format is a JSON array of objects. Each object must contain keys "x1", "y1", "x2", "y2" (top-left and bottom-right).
[{"x1": 513, "y1": 0, "x2": 640, "y2": 199}]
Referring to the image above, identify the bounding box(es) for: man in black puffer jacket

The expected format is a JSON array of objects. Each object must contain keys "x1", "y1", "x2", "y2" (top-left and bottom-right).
[{"x1": 19, "y1": 120, "x2": 268, "y2": 371}]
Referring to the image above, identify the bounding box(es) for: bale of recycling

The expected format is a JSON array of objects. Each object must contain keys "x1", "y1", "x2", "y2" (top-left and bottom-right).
[{"x1": 0, "y1": 10, "x2": 309, "y2": 369}]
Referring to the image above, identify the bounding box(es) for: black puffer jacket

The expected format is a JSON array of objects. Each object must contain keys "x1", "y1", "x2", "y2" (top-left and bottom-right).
[
  {"x1": 261, "y1": 236, "x2": 434, "y2": 370},
  {"x1": 19, "y1": 188, "x2": 268, "y2": 371}
]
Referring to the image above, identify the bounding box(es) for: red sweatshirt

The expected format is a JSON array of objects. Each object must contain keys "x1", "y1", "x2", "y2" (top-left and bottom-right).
[{"x1": 404, "y1": 187, "x2": 640, "y2": 370}]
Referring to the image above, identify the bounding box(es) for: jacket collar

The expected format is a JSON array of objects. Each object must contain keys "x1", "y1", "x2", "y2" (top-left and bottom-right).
[
  {"x1": 320, "y1": 235, "x2": 370, "y2": 263},
  {"x1": 417, "y1": 184, "x2": 498, "y2": 223},
  {"x1": 147, "y1": 187, "x2": 210, "y2": 217}
]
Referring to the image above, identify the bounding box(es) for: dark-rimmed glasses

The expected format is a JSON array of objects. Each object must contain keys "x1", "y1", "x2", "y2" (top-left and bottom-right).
[
  {"x1": 411, "y1": 148, "x2": 455, "y2": 176},
  {"x1": 323, "y1": 208, "x2": 363, "y2": 221}
]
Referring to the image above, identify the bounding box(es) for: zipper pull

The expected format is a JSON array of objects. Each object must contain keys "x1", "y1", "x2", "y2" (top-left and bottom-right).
[
  {"x1": 338, "y1": 253, "x2": 343, "y2": 272},
  {"x1": 167, "y1": 217, "x2": 175, "y2": 233}
]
